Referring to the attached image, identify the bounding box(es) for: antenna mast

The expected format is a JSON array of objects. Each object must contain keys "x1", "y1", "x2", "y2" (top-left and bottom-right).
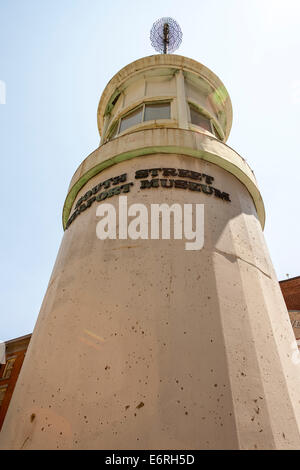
[{"x1": 163, "y1": 22, "x2": 169, "y2": 54}]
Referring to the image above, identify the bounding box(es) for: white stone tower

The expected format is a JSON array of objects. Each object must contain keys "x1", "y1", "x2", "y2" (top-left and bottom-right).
[{"x1": 1, "y1": 46, "x2": 300, "y2": 449}]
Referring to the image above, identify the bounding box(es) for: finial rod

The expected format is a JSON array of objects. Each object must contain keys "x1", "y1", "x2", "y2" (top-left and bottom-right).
[{"x1": 163, "y1": 23, "x2": 169, "y2": 54}]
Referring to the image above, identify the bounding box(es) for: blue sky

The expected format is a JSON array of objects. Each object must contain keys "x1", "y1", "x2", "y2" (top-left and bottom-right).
[{"x1": 1, "y1": 0, "x2": 300, "y2": 340}]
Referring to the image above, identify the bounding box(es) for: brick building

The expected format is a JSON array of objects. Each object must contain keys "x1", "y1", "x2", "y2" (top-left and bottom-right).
[
  {"x1": 0, "y1": 335, "x2": 31, "y2": 430},
  {"x1": 280, "y1": 276, "x2": 300, "y2": 341}
]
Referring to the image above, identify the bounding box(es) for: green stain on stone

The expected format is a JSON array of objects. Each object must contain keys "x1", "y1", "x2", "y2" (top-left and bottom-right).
[{"x1": 62, "y1": 145, "x2": 265, "y2": 231}]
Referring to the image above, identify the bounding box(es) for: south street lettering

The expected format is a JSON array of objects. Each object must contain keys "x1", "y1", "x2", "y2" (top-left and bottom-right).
[
  {"x1": 66, "y1": 182, "x2": 133, "y2": 229},
  {"x1": 135, "y1": 168, "x2": 214, "y2": 185},
  {"x1": 139, "y1": 178, "x2": 231, "y2": 201},
  {"x1": 75, "y1": 173, "x2": 128, "y2": 209},
  {"x1": 66, "y1": 168, "x2": 231, "y2": 230}
]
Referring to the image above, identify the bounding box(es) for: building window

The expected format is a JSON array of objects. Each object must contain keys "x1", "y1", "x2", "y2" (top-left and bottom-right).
[
  {"x1": 1, "y1": 357, "x2": 16, "y2": 379},
  {"x1": 119, "y1": 106, "x2": 143, "y2": 133},
  {"x1": 144, "y1": 102, "x2": 170, "y2": 121},
  {"x1": 0, "y1": 385, "x2": 8, "y2": 407},
  {"x1": 108, "y1": 121, "x2": 119, "y2": 140},
  {"x1": 109, "y1": 101, "x2": 171, "y2": 140},
  {"x1": 189, "y1": 105, "x2": 212, "y2": 133}
]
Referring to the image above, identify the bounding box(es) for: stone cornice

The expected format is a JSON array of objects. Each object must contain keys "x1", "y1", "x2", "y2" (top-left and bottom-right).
[{"x1": 62, "y1": 128, "x2": 265, "y2": 231}]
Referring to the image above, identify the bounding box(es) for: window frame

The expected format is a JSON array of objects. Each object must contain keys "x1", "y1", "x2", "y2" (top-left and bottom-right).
[
  {"x1": 106, "y1": 99, "x2": 172, "y2": 141},
  {"x1": 188, "y1": 102, "x2": 224, "y2": 141},
  {"x1": 119, "y1": 104, "x2": 144, "y2": 134},
  {"x1": 211, "y1": 121, "x2": 223, "y2": 141},
  {"x1": 188, "y1": 103, "x2": 214, "y2": 134},
  {"x1": 1, "y1": 356, "x2": 16, "y2": 380},
  {"x1": 108, "y1": 120, "x2": 120, "y2": 140}
]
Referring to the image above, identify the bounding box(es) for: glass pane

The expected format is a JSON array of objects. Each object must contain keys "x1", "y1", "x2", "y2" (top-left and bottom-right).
[
  {"x1": 189, "y1": 106, "x2": 211, "y2": 132},
  {"x1": 119, "y1": 106, "x2": 143, "y2": 133},
  {"x1": 144, "y1": 102, "x2": 170, "y2": 121}
]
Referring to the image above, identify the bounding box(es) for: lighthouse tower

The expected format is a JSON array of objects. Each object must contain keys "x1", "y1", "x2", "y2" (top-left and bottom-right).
[{"x1": 1, "y1": 22, "x2": 300, "y2": 450}]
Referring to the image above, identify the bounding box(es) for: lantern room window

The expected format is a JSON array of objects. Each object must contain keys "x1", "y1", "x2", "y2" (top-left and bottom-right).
[
  {"x1": 119, "y1": 106, "x2": 143, "y2": 133},
  {"x1": 189, "y1": 105, "x2": 212, "y2": 133},
  {"x1": 1, "y1": 357, "x2": 16, "y2": 379},
  {"x1": 108, "y1": 101, "x2": 171, "y2": 140},
  {"x1": 144, "y1": 102, "x2": 170, "y2": 121}
]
